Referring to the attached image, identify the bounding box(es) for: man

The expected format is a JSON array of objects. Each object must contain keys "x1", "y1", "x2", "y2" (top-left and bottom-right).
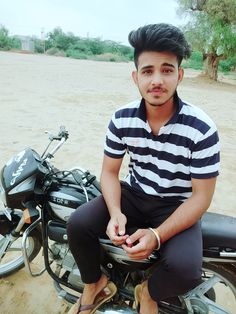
[{"x1": 67, "y1": 23, "x2": 220, "y2": 314}]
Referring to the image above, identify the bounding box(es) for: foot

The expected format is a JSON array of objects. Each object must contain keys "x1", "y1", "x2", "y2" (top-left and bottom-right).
[
  {"x1": 68, "y1": 274, "x2": 108, "y2": 314},
  {"x1": 80, "y1": 274, "x2": 108, "y2": 313},
  {"x1": 139, "y1": 281, "x2": 158, "y2": 314}
]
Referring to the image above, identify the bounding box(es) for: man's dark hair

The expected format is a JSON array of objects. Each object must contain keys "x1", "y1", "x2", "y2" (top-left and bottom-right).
[{"x1": 128, "y1": 23, "x2": 191, "y2": 68}]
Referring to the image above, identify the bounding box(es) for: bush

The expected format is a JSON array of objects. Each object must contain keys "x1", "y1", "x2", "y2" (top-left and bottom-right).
[
  {"x1": 66, "y1": 49, "x2": 89, "y2": 59},
  {"x1": 45, "y1": 47, "x2": 66, "y2": 57},
  {"x1": 182, "y1": 51, "x2": 203, "y2": 70},
  {"x1": 34, "y1": 39, "x2": 45, "y2": 53},
  {"x1": 91, "y1": 53, "x2": 130, "y2": 62},
  {"x1": 219, "y1": 57, "x2": 236, "y2": 72}
]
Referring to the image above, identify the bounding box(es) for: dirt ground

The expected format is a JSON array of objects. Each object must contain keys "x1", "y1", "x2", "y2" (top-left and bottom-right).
[{"x1": 0, "y1": 51, "x2": 235, "y2": 313}]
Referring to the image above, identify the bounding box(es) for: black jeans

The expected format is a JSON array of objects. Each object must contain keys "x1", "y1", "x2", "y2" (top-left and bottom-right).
[{"x1": 67, "y1": 184, "x2": 202, "y2": 301}]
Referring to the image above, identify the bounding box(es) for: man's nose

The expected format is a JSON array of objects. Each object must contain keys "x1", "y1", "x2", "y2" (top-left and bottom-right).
[{"x1": 151, "y1": 72, "x2": 163, "y2": 85}]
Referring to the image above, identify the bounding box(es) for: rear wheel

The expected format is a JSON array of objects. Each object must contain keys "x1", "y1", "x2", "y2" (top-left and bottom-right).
[
  {"x1": 157, "y1": 262, "x2": 236, "y2": 313},
  {"x1": 0, "y1": 228, "x2": 42, "y2": 277},
  {"x1": 199, "y1": 262, "x2": 236, "y2": 313}
]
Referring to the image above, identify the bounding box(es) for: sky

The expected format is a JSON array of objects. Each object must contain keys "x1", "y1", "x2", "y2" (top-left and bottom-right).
[{"x1": 0, "y1": 0, "x2": 187, "y2": 45}]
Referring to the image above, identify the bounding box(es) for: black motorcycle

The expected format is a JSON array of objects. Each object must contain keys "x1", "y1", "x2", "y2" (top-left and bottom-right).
[{"x1": 0, "y1": 127, "x2": 235, "y2": 314}]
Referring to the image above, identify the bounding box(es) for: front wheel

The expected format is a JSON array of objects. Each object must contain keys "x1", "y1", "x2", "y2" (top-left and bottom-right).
[{"x1": 0, "y1": 227, "x2": 42, "y2": 277}]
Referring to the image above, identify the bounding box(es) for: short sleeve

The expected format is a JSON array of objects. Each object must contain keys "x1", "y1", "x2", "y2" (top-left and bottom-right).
[
  {"x1": 190, "y1": 127, "x2": 220, "y2": 179},
  {"x1": 104, "y1": 113, "x2": 126, "y2": 159}
]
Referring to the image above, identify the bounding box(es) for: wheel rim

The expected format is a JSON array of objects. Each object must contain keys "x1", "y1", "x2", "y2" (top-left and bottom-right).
[
  {"x1": 201, "y1": 266, "x2": 236, "y2": 313},
  {"x1": 181, "y1": 265, "x2": 236, "y2": 314},
  {"x1": 0, "y1": 234, "x2": 36, "y2": 275}
]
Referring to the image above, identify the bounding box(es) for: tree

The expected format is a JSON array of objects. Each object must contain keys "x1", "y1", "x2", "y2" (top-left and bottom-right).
[
  {"x1": 177, "y1": 0, "x2": 236, "y2": 80},
  {"x1": 0, "y1": 25, "x2": 21, "y2": 50},
  {"x1": 0, "y1": 25, "x2": 11, "y2": 49},
  {"x1": 47, "y1": 27, "x2": 77, "y2": 51}
]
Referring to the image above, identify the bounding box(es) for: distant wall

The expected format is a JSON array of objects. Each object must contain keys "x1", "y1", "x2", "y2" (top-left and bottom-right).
[{"x1": 15, "y1": 35, "x2": 35, "y2": 52}]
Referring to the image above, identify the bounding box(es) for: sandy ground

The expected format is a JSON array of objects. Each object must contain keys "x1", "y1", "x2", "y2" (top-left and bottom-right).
[{"x1": 0, "y1": 51, "x2": 235, "y2": 313}]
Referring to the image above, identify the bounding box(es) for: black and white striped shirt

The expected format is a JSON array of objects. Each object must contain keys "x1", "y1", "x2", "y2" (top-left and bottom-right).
[{"x1": 104, "y1": 95, "x2": 220, "y2": 201}]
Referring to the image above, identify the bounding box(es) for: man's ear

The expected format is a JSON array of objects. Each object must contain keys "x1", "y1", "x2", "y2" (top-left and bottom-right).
[
  {"x1": 178, "y1": 67, "x2": 184, "y2": 84},
  {"x1": 132, "y1": 70, "x2": 138, "y2": 85}
]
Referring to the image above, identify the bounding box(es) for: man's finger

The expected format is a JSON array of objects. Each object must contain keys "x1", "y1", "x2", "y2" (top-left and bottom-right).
[
  {"x1": 117, "y1": 220, "x2": 126, "y2": 236},
  {"x1": 125, "y1": 230, "x2": 142, "y2": 246},
  {"x1": 111, "y1": 234, "x2": 128, "y2": 243},
  {"x1": 122, "y1": 241, "x2": 144, "y2": 254}
]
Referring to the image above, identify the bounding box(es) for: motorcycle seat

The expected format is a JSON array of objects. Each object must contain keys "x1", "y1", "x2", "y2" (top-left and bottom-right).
[{"x1": 201, "y1": 212, "x2": 236, "y2": 249}]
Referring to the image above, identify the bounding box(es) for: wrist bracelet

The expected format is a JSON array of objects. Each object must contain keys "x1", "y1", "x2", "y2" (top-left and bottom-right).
[{"x1": 149, "y1": 228, "x2": 161, "y2": 250}]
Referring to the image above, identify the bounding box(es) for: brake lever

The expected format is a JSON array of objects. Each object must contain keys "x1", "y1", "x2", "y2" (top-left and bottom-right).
[
  {"x1": 45, "y1": 126, "x2": 69, "y2": 141},
  {"x1": 58, "y1": 126, "x2": 69, "y2": 140}
]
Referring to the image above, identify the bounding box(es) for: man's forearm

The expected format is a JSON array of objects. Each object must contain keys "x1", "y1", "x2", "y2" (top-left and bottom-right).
[
  {"x1": 155, "y1": 194, "x2": 211, "y2": 244},
  {"x1": 155, "y1": 177, "x2": 216, "y2": 244},
  {"x1": 100, "y1": 171, "x2": 122, "y2": 217}
]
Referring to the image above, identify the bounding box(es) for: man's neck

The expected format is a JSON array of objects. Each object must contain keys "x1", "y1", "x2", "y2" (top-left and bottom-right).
[{"x1": 145, "y1": 96, "x2": 176, "y2": 123}]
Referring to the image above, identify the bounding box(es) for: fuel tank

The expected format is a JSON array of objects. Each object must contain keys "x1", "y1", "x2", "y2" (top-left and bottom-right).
[{"x1": 48, "y1": 182, "x2": 100, "y2": 221}]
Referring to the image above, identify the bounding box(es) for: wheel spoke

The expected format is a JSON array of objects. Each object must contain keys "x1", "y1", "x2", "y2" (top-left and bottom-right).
[
  {"x1": 182, "y1": 263, "x2": 236, "y2": 314},
  {"x1": 0, "y1": 236, "x2": 11, "y2": 260},
  {"x1": 185, "y1": 275, "x2": 222, "y2": 297},
  {"x1": 0, "y1": 236, "x2": 36, "y2": 275},
  {"x1": 201, "y1": 295, "x2": 231, "y2": 314},
  {"x1": 7, "y1": 247, "x2": 22, "y2": 252}
]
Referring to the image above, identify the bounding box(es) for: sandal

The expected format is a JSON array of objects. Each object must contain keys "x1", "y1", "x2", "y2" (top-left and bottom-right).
[
  {"x1": 68, "y1": 281, "x2": 117, "y2": 314},
  {"x1": 134, "y1": 284, "x2": 142, "y2": 313}
]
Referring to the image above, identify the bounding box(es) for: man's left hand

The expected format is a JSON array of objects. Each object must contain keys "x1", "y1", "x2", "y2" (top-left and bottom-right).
[{"x1": 122, "y1": 228, "x2": 158, "y2": 260}]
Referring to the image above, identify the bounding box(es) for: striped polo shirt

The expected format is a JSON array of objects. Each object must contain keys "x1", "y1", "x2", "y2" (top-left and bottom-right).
[{"x1": 104, "y1": 94, "x2": 220, "y2": 201}]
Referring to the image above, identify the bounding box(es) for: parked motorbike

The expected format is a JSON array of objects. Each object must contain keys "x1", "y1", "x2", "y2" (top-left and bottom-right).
[{"x1": 0, "y1": 126, "x2": 235, "y2": 314}]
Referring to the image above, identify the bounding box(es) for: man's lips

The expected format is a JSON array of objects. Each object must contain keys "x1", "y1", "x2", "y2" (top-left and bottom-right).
[{"x1": 148, "y1": 88, "x2": 166, "y2": 95}]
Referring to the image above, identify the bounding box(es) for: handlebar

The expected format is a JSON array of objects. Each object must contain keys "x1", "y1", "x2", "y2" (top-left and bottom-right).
[
  {"x1": 45, "y1": 126, "x2": 69, "y2": 141},
  {"x1": 41, "y1": 126, "x2": 69, "y2": 160}
]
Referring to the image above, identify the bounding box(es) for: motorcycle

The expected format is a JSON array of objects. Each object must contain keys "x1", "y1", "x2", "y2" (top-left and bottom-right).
[{"x1": 0, "y1": 126, "x2": 235, "y2": 314}]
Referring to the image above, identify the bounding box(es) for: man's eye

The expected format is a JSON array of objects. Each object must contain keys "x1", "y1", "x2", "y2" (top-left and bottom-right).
[
  {"x1": 163, "y1": 69, "x2": 173, "y2": 73},
  {"x1": 142, "y1": 70, "x2": 152, "y2": 75}
]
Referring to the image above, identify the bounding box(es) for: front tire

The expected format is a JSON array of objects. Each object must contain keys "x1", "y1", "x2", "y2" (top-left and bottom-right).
[{"x1": 0, "y1": 228, "x2": 42, "y2": 277}]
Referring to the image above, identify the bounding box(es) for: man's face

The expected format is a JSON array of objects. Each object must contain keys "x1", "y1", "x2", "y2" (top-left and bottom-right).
[{"x1": 132, "y1": 51, "x2": 184, "y2": 107}]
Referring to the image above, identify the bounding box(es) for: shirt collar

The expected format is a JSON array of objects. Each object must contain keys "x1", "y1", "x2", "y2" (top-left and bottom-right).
[{"x1": 138, "y1": 92, "x2": 183, "y2": 124}]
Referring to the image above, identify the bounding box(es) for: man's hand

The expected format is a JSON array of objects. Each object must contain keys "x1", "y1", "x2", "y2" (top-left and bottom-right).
[
  {"x1": 122, "y1": 229, "x2": 158, "y2": 260},
  {"x1": 106, "y1": 212, "x2": 128, "y2": 246}
]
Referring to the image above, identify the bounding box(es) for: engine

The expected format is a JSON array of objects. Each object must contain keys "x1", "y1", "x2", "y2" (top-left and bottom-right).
[{"x1": 49, "y1": 242, "x2": 85, "y2": 291}]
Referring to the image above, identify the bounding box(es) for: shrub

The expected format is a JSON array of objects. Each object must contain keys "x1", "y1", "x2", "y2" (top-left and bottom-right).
[
  {"x1": 219, "y1": 57, "x2": 236, "y2": 73},
  {"x1": 91, "y1": 53, "x2": 129, "y2": 62},
  {"x1": 182, "y1": 51, "x2": 203, "y2": 70},
  {"x1": 45, "y1": 47, "x2": 66, "y2": 57},
  {"x1": 66, "y1": 49, "x2": 88, "y2": 59}
]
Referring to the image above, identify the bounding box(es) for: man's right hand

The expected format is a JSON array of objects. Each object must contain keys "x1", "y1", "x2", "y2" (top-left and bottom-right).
[{"x1": 106, "y1": 212, "x2": 128, "y2": 246}]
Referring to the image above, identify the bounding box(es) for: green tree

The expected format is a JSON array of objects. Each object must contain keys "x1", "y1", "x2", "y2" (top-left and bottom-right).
[
  {"x1": 47, "y1": 27, "x2": 77, "y2": 51},
  {"x1": 10, "y1": 37, "x2": 21, "y2": 49},
  {"x1": 177, "y1": 0, "x2": 236, "y2": 80},
  {"x1": 0, "y1": 25, "x2": 11, "y2": 49},
  {"x1": 0, "y1": 25, "x2": 21, "y2": 50},
  {"x1": 83, "y1": 38, "x2": 105, "y2": 55}
]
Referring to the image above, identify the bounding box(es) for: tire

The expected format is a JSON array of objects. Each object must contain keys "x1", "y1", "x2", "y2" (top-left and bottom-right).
[
  {"x1": 157, "y1": 262, "x2": 236, "y2": 313},
  {"x1": 0, "y1": 227, "x2": 42, "y2": 277},
  {"x1": 201, "y1": 262, "x2": 236, "y2": 313}
]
